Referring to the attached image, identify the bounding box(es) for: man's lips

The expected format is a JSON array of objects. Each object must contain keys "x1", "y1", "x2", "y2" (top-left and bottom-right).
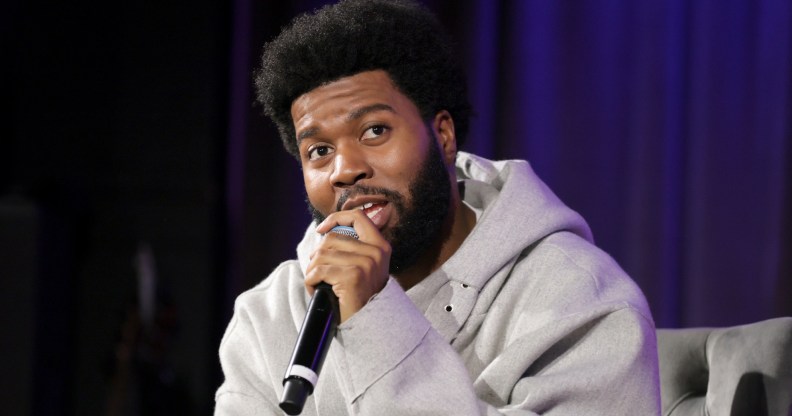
[
  {"x1": 360, "y1": 202, "x2": 386, "y2": 221},
  {"x1": 340, "y1": 197, "x2": 391, "y2": 227},
  {"x1": 362, "y1": 202, "x2": 390, "y2": 227},
  {"x1": 340, "y1": 196, "x2": 389, "y2": 212}
]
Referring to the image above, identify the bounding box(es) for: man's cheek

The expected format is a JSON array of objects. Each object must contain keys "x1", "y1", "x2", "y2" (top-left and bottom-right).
[
  {"x1": 303, "y1": 170, "x2": 327, "y2": 196},
  {"x1": 304, "y1": 183, "x2": 331, "y2": 213}
]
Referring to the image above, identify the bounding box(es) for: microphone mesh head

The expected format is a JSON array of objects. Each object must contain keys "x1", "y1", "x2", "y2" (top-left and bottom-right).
[{"x1": 329, "y1": 225, "x2": 359, "y2": 239}]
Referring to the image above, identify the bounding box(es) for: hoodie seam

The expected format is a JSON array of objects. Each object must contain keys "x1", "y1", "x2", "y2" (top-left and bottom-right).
[
  {"x1": 539, "y1": 241, "x2": 602, "y2": 293},
  {"x1": 536, "y1": 241, "x2": 656, "y2": 325}
]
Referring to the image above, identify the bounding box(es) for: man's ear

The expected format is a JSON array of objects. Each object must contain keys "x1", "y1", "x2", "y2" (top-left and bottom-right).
[{"x1": 432, "y1": 110, "x2": 457, "y2": 165}]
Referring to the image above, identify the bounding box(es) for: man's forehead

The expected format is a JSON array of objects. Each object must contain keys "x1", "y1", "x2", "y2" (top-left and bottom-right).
[{"x1": 290, "y1": 71, "x2": 409, "y2": 137}]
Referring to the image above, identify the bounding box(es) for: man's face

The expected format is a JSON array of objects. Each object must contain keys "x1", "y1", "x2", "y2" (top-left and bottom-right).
[{"x1": 291, "y1": 70, "x2": 452, "y2": 273}]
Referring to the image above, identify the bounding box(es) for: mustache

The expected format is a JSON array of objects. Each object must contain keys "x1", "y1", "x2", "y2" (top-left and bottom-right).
[{"x1": 336, "y1": 185, "x2": 405, "y2": 212}]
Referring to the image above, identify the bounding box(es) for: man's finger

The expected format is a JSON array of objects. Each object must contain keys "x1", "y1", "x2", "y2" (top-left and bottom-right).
[{"x1": 315, "y1": 209, "x2": 388, "y2": 246}]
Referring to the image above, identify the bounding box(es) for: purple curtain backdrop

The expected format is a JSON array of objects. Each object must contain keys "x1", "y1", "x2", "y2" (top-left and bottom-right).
[{"x1": 226, "y1": 0, "x2": 792, "y2": 329}]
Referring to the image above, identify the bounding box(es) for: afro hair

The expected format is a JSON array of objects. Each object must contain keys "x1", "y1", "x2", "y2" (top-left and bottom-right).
[{"x1": 254, "y1": 0, "x2": 472, "y2": 158}]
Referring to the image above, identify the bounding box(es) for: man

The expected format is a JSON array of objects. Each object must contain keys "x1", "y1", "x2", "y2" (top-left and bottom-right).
[{"x1": 215, "y1": 0, "x2": 660, "y2": 414}]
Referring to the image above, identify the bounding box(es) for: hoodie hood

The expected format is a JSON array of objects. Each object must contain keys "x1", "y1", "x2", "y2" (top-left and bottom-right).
[
  {"x1": 296, "y1": 151, "x2": 592, "y2": 291},
  {"x1": 443, "y1": 152, "x2": 593, "y2": 289}
]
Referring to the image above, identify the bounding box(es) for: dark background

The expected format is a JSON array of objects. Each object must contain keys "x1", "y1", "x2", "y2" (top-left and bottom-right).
[{"x1": 4, "y1": 0, "x2": 791, "y2": 414}]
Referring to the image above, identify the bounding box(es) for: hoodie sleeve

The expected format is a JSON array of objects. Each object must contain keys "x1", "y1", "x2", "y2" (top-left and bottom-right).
[
  {"x1": 215, "y1": 310, "x2": 283, "y2": 415},
  {"x1": 329, "y1": 278, "x2": 483, "y2": 413},
  {"x1": 478, "y1": 306, "x2": 661, "y2": 415},
  {"x1": 214, "y1": 272, "x2": 486, "y2": 416},
  {"x1": 214, "y1": 262, "x2": 307, "y2": 415}
]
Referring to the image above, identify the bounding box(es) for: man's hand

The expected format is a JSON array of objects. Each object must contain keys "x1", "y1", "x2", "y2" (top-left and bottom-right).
[{"x1": 306, "y1": 209, "x2": 391, "y2": 323}]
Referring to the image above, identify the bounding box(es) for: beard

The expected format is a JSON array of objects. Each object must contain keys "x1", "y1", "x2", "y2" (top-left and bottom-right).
[{"x1": 306, "y1": 136, "x2": 452, "y2": 274}]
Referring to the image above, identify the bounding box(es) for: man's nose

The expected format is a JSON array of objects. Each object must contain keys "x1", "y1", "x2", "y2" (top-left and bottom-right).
[{"x1": 330, "y1": 146, "x2": 372, "y2": 187}]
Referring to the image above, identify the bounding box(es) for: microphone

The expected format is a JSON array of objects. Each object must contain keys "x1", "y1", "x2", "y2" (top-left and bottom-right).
[{"x1": 279, "y1": 225, "x2": 358, "y2": 415}]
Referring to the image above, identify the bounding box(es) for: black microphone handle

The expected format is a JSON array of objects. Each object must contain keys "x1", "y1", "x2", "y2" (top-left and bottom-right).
[
  {"x1": 279, "y1": 282, "x2": 338, "y2": 415},
  {"x1": 279, "y1": 226, "x2": 357, "y2": 415}
]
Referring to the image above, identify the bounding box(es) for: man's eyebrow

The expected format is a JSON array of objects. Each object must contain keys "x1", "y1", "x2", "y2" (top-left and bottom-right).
[
  {"x1": 347, "y1": 103, "x2": 396, "y2": 121},
  {"x1": 296, "y1": 103, "x2": 396, "y2": 145},
  {"x1": 297, "y1": 127, "x2": 319, "y2": 144}
]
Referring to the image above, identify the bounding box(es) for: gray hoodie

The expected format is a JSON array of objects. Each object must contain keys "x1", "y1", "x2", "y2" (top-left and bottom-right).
[{"x1": 215, "y1": 152, "x2": 661, "y2": 415}]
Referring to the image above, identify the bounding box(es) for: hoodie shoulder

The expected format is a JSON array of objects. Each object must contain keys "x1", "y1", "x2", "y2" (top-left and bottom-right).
[{"x1": 519, "y1": 231, "x2": 652, "y2": 322}]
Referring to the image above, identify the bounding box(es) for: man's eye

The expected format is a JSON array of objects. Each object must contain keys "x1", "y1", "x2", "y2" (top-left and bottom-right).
[
  {"x1": 362, "y1": 125, "x2": 390, "y2": 140},
  {"x1": 307, "y1": 145, "x2": 334, "y2": 161}
]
